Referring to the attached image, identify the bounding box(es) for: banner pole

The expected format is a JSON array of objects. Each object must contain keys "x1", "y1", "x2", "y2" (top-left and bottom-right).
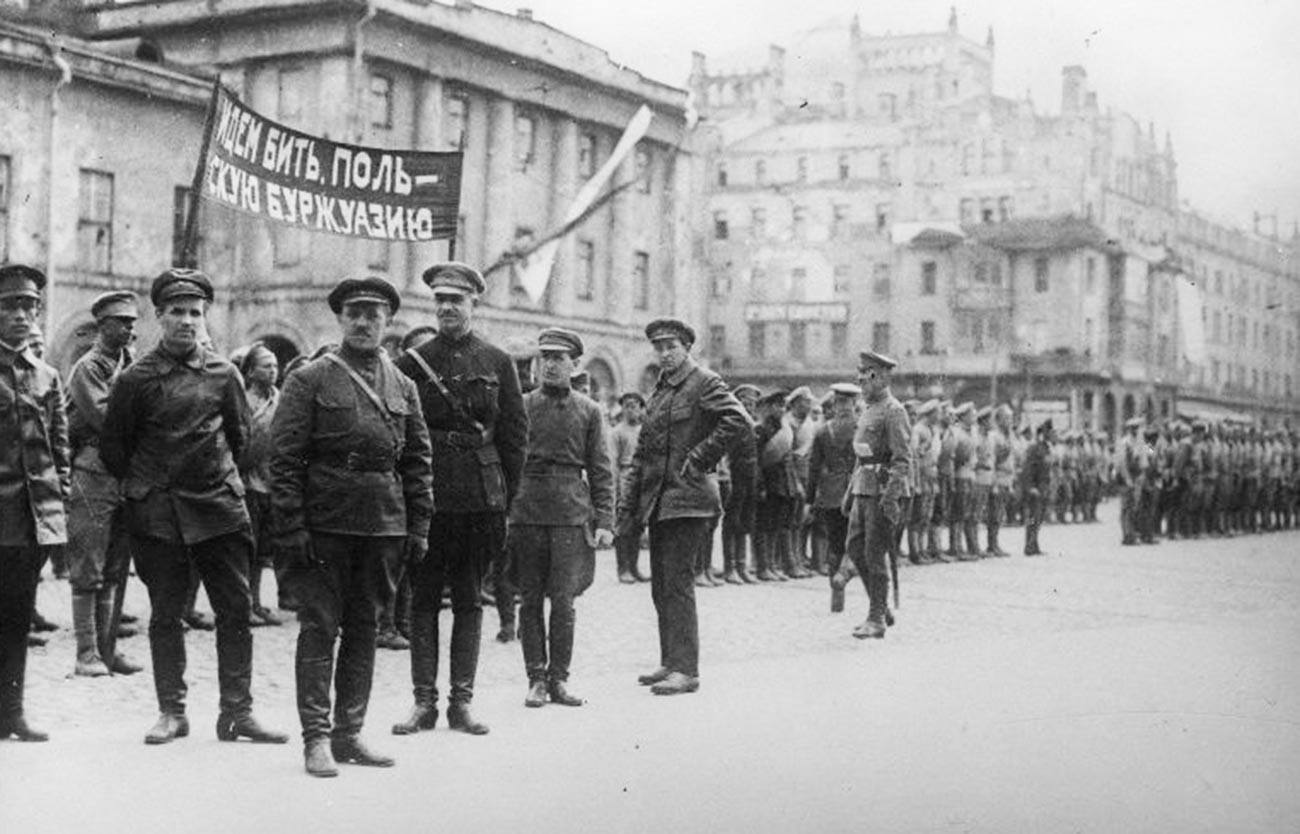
[{"x1": 181, "y1": 82, "x2": 222, "y2": 268}]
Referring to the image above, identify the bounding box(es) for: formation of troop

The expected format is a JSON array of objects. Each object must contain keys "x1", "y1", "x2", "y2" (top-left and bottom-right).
[
  {"x1": 3, "y1": 257, "x2": 1297, "y2": 776},
  {"x1": 1114, "y1": 417, "x2": 1300, "y2": 545}
]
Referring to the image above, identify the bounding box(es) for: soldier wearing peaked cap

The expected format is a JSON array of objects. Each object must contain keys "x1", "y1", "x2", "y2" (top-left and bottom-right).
[
  {"x1": 949, "y1": 401, "x2": 977, "y2": 559},
  {"x1": 102, "y1": 268, "x2": 287, "y2": 747},
  {"x1": 719, "y1": 383, "x2": 759, "y2": 585},
  {"x1": 270, "y1": 277, "x2": 432, "y2": 776},
  {"x1": 0, "y1": 264, "x2": 67, "y2": 741},
  {"x1": 64, "y1": 290, "x2": 144, "y2": 680},
  {"x1": 1022, "y1": 420, "x2": 1054, "y2": 555},
  {"x1": 611, "y1": 391, "x2": 649, "y2": 584},
  {"x1": 844, "y1": 351, "x2": 910, "y2": 639},
  {"x1": 752, "y1": 388, "x2": 798, "y2": 583},
  {"x1": 394, "y1": 262, "x2": 527, "y2": 737},
  {"x1": 510, "y1": 327, "x2": 614, "y2": 709},
  {"x1": 811, "y1": 383, "x2": 862, "y2": 610},
  {"x1": 907, "y1": 398, "x2": 943, "y2": 564},
  {"x1": 986, "y1": 404, "x2": 1014, "y2": 557},
  {"x1": 619, "y1": 318, "x2": 748, "y2": 695}
]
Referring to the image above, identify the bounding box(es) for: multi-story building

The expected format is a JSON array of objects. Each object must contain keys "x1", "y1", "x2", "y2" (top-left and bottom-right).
[
  {"x1": 692, "y1": 11, "x2": 1296, "y2": 427},
  {"x1": 4, "y1": 0, "x2": 694, "y2": 401}
]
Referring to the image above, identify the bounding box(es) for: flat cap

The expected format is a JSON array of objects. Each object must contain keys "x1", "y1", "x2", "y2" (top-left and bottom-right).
[
  {"x1": 785, "y1": 385, "x2": 813, "y2": 405},
  {"x1": 916, "y1": 398, "x2": 940, "y2": 416},
  {"x1": 619, "y1": 391, "x2": 646, "y2": 407},
  {"x1": 422, "y1": 262, "x2": 486, "y2": 295},
  {"x1": 91, "y1": 290, "x2": 139, "y2": 320},
  {"x1": 858, "y1": 350, "x2": 897, "y2": 370},
  {"x1": 151, "y1": 268, "x2": 214, "y2": 306},
  {"x1": 0, "y1": 264, "x2": 46, "y2": 300},
  {"x1": 975, "y1": 405, "x2": 993, "y2": 420},
  {"x1": 829, "y1": 382, "x2": 862, "y2": 398},
  {"x1": 952, "y1": 401, "x2": 974, "y2": 417},
  {"x1": 328, "y1": 276, "x2": 400, "y2": 314},
  {"x1": 537, "y1": 327, "x2": 584, "y2": 358},
  {"x1": 645, "y1": 318, "x2": 695, "y2": 347},
  {"x1": 732, "y1": 383, "x2": 762, "y2": 399}
]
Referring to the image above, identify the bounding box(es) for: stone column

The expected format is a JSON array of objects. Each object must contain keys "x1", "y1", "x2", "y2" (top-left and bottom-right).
[
  {"x1": 607, "y1": 150, "x2": 635, "y2": 325},
  {"x1": 548, "y1": 118, "x2": 580, "y2": 316},
  {"x1": 482, "y1": 96, "x2": 516, "y2": 308},
  {"x1": 410, "y1": 76, "x2": 446, "y2": 280}
]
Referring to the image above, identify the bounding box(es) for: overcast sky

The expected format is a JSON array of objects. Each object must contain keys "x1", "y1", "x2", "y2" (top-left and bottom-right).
[{"x1": 504, "y1": 0, "x2": 1300, "y2": 238}]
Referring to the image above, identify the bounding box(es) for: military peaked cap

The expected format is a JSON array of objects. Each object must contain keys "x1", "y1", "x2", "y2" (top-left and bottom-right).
[
  {"x1": 644, "y1": 318, "x2": 695, "y2": 347},
  {"x1": 858, "y1": 350, "x2": 897, "y2": 370},
  {"x1": 830, "y1": 382, "x2": 862, "y2": 398},
  {"x1": 328, "y1": 276, "x2": 401, "y2": 314},
  {"x1": 422, "y1": 262, "x2": 486, "y2": 295},
  {"x1": 537, "y1": 327, "x2": 584, "y2": 358},
  {"x1": 0, "y1": 264, "x2": 46, "y2": 300},
  {"x1": 91, "y1": 290, "x2": 139, "y2": 320},
  {"x1": 151, "y1": 268, "x2": 214, "y2": 306}
]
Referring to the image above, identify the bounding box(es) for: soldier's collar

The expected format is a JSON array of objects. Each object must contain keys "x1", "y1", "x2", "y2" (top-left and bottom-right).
[
  {"x1": 156, "y1": 343, "x2": 206, "y2": 371},
  {"x1": 0, "y1": 338, "x2": 36, "y2": 366},
  {"x1": 658, "y1": 356, "x2": 696, "y2": 388}
]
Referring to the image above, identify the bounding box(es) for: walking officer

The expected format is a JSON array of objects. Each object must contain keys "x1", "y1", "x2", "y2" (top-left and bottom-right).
[
  {"x1": 809, "y1": 383, "x2": 862, "y2": 611},
  {"x1": 392, "y1": 263, "x2": 527, "y2": 736},
  {"x1": 618, "y1": 319, "x2": 748, "y2": 695},
  {"x1": 510, "y1": 328, "x2": 615, "y2": 709},
  {"x1": 63, "y1": 291, "x2": 144, "y2": 678},
  {"x1": 0, "y1": 264, "x2": 68, "y2": 741},
  {"x1": 270, "y1": 277, "x2": 433, "y2": 777},
  {"x1": 101, "y1": 268, "x2": 287, "y2": 746},
  {"x1": 844, "y1": 351, "x2": 911, "y2": 639}
]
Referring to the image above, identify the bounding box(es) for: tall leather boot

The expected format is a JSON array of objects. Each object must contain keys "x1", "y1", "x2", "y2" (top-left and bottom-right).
[
  {"x1": 392, "y1": 609, "x2": 439, "y2": 735},
  {"x1": 852, "y1": 574, "x2": 888, "y2": 639},
  {"x1": 753, "y1": 533, "x2": 776, "y2": 581},
  {"x1": 947, "y1": 524, "x2": 965, "y2": 558},
  {"x1": 964, "y1": 522, "x2": 980, "y2": 559},
  {"x1": 96, "y1": 586, "x2": 141, "y2": 675},
  {"x1": 722, "y1": 534, "x2": 743, "y2": 584},
  {"x1": 989, "y1": 524, "x2": 1008, "y2": 557},
  {"x1": 446, "y1": 608, "x2": 488, "y2": 735},
  {"x1": 906, "y1": 529, "x2": 923, "y2": 565},
  {"x1": 72, "y1": 590, "x2": 109, "y2": 677},
  {"x1": 732, "y1": 533, "x2": 755, "y2": 583}
]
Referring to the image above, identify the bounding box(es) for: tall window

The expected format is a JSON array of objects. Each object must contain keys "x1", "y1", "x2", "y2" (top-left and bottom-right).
[
  {"x1": 795, "y1": 157, "x2": 808, "y2": 183},
  {"x1": 445, "y1": 93, "x2": 469, "y2": 150},
  {"x1": 632, "y1": 251, "x2": 649, "y2": 310},
  {"x1": 171, "y1": 186, "x2": 191, "y2": 267},
  {"x1": 713, "y1": 211, "x2": 729, "y2": 240},
  {"x1": 838, "y1": 154, "x2": 850, "y2": 181},
  {"x1": 716, "y1": 161, "x2": 728, "y2": 187},
  {"x1": 921, "y1": 260, "x2": 937, "y2": 295},
  {"x1": 789, "y1": 322, "x2": 807, "y2": 361},
  {"x1": 832, "y1": 204, "x2": 850, "y2": 239},
  {"x1": 790, "y1": 267, "x2": 807, "y2": 301},
  {"x1": 78, "y1": 169, "x2": 114, "y2": 273},
  {"x1": 1034, "y1": 256, "x2": 1049, "y2": 292},
  {"x1": 998, "y1": 196, "x2": 1013, "y2": 222},
  {"x1": 830, "y1": 322, "x2": 848, "y2": 356},
  {"x1": 278, "y1": 67, "x2": 305, "y2": 122},
  {"x1": 921, "y1": 321, "x2": 936, "y2": 354},
  {"x1": 792, "y1": 206, "x2": 807, "y2": 240},
  {"x1": 1086, "y1": 257, "x2": 1096, "y2": 293},
  {"x1": 971, "y1": 316, "x2": 985, "y2": 353},
  {"x1": 709, "y1": 325, "x2": 727, "y2": 357},
  {"x1": 872, "y1": 263, "x2": 891, "y2": 299},
  {"x1": 751, "y1": 207, "x2": 766, "y2": 239},
  {"x1": 635, "y1": 147, "x2": 652, "y2": 193},
  {"x1": 748, "y1": 322, "x2": 766, "y2": 358},
  {"x1": 514, "y1": 114, "x2": 536, "y2": 169},
  {"x1": 878, "y1": 151, "x2": 892, "y2": 181},
  {"x1": 575, "y1": 240, "x2": 596, "y2": 300},
  {"x1": 0, "y1": 156, "x2": 10, "y2": 262},
  {"x1": 754, "y1": 159, "x2": 766, "y2": 185},
  {"x1": 369, "y1": 73, "x2": 393, "y2": 129},
  {"x1": 709, "y1": 268, "x2": 731, "y2": 300},
  {"x1": 872, "y1": 322, "x2": 891, "y2": 354},
  {"x1": 578, "y1": 131, "x2": 597, "y2": 178},
  {"x1": 875, "y1": 202, "x2": 890, "y2": 233},
  {"x1": 833, "y1": 264, "x2": 851, "y2": 295}
]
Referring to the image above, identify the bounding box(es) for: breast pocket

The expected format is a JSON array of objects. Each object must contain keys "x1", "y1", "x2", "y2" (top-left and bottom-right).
[
  {"x1": 464, "y1": 375, "x2": 501, "y2": 423},
  {"x1": 314, "y1": 390, "x2": 355, "y2": 437}
]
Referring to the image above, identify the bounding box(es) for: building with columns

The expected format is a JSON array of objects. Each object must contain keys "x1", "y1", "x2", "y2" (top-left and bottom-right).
[
  {"x1": 691, "y1": 10, "x2": 1297, "y2": 428},
  {"x1": 3, "y1": 0, "x2": 696, "y2": 401}
]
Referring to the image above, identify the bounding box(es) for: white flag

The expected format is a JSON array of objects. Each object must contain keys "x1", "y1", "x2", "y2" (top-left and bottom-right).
[{"x1": 516, "y1": 105, "x2": 654, "y2": 303}]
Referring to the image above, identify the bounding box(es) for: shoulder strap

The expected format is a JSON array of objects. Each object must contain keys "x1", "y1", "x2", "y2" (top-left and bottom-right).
[
  {"x1": 403, "y1": 346, "x2": 484, "y2": 432},
  {"x1": 323, "y1": 352, "x2": 387, "y2": 415}
]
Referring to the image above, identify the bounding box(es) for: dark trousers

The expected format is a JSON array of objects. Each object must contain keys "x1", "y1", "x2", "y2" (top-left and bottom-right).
[
  {"x1": 648, "y1": 517, "x2": 709, "y2": 678},
  {"x1": 133, "y1": 531, "x2": 254, "y2": 718},
  {"x1": 0, "y1": 545, "x2": 43, "y2": 722},
  {"x1": 291, "y1": 532, "x2": 402, "y2": 742},
  {"x1": 408, "y1": 512, "x2": 502, "y2": 706},
  {"x1": 511, "y1": 526, "x2": 593, "y2": 684},
  {"x1": 1024, "y1": 487, "x2": 1046, "y2": 552},
  {"x1": 845, "y1": 495, "x2": 894, "y2": 622}
]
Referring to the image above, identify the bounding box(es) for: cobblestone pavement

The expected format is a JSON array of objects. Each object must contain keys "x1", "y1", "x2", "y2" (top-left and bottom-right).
[{"x1": 5, "y1": 500, "x2": 1299, "y2": 834}]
